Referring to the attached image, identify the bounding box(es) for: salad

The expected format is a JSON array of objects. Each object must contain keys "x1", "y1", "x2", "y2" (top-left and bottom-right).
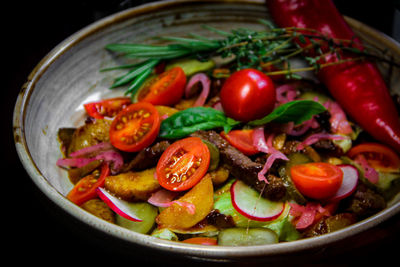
[{"x1": 56, "y1": 0, "x2": 400, "y2": 246}]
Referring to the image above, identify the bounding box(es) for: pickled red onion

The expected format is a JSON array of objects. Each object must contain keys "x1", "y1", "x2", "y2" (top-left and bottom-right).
[
  {"x1": 276, "y1": 84, "x2": 298, "y2": 104},
  {"x1": 253, "y1": 127, "x2": 288, "y2": 183},
  {"x1": 289, "y1": 202, "x2": 331, "y2": 229},
  {"x1": 296, "y1": 133, "x2": 346, "y2": 150},
  {"x1": 56, "y1": 150, "x2": 123, "y2": 174},
  {"x1": 354, "y1": 154, "x2": 379, "y2": 184},
  {"x1": 147, "y1": 189, "x2": 196, "y2": 214},
  {"x1": 69, "y1": 142, "x2": 114, "y2": 158},
  {"x1": 323, "y1": 100, "x2": 353, "y2": 134},
  {"x1": 184, "y1": 73, "x2": 210, "y2": 107}
]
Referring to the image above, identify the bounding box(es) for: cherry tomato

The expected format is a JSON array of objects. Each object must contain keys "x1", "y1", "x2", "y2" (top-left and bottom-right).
[
  {"x1": 220, "y1": 129, "x2": 258, "y2": 156},
  {"x1": 156, "y1": 137, "x2": 210, "y2": 191},
  {"x1": 84, "y1": 97, "x2": 131, "y2": 119},
  {"x1": 290, "y1": 162, "x2": 343, "y2": 200},
  {"x1": 347, "y1": 142, "x2": 400, "y2": 172},
  {"x1": 109, "y1": 102, "x2": 160, "y2": 152},
  {"x1": 182, "y1": 237, "x2": 218, "y2": 246},
  {"x1": 220, "y1": 68, "x2": 276, "y2": 122},
  {"x1": 67, "y1": 163, "x2": 110, "y2": 206},
  {"x1": 137, "y1": 66, "x2": 186, "y2": 106}
]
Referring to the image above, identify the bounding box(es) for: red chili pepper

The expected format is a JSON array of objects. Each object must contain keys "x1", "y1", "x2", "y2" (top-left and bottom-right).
[{"x1": 267, "y1": 0, "x2": 400, "y2": 152}]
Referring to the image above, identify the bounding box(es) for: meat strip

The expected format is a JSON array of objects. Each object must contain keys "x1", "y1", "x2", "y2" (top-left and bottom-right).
[
  {"x1": 191, "y1": 130, "x2": 286, "y2": 201},
  {"x1": 122, "y1": 141, "x2": 171, "y2": 172}
]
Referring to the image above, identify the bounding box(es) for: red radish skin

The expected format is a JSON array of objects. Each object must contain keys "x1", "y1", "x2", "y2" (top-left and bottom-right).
[
  {"x1": 96, "y1": 187, "x2": 142, "y2": 222},
  {"x1": 329, "y1": 164, "x2": 359, "y2": 202},
  {"x1": 230, "y1": 180, "x2": 286, "y2": 222}
]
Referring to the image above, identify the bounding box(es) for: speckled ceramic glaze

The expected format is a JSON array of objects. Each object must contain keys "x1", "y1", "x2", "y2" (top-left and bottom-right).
[{"x1": 13, "y1": 0, "x2": 400, "y2": 263}]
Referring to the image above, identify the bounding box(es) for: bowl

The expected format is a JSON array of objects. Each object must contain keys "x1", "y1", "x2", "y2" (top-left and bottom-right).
[{"x1": 13, "y1": 0, "x2": 400, "y2": 263}]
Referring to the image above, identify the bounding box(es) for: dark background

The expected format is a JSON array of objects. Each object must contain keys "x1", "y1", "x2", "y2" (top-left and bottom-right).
[{"x1": 4, "y1": 0, "x2": 400, "y2": 265}]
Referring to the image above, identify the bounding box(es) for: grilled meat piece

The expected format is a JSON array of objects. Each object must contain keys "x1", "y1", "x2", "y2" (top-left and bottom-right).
[
  {"x1": 191, "y1": 130, "x2": 286, "y2": 201},
  {"x1": 344, "y1": 183, "x2": 386, "y2": 219},
  {"x1": 122, "y1": 141, "x2": 171, "y2": 172}
]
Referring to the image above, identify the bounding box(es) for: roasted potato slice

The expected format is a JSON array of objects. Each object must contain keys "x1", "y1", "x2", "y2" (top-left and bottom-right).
[
  {"x1": 67, "y1": 119, "x2": 111, "y2": 156},
  {"x1": 156, "y1": 174, "x2": 213, "y2": 229},
  {"x1": 209, "y1": 165, "x2": 229, "y2": 185},
  {"x1": 81, "y1": 198, "x2": 115, "y2": 224},
  {"x1": 105, "y1": 168, "x2": 160, "y2": 201}
]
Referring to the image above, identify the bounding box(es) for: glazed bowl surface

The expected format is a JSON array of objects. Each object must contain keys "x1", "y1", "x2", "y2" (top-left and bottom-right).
[{"x1": 13, "y1": 0, "x2": 400, "y2": 262}]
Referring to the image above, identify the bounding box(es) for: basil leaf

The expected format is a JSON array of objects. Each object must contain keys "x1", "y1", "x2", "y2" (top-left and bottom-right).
[
  {"x1": 248, "y1": 100, "x2": 326, "y2": 126},
  {"x1": 159, "y1": 107, "x2": 239, "y2": 139}
]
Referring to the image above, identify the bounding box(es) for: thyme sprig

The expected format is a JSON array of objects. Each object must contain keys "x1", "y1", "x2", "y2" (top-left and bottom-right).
[{"x1": 102, "y1": 21, "x2": 398, "y2": 98}]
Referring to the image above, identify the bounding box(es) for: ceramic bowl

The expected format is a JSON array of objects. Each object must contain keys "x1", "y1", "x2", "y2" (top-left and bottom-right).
[{"x1": 13, "y1": 0, "x2": 400, "y2": 263}]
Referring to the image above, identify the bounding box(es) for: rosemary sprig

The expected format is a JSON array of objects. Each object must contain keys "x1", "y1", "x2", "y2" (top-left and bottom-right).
[{"x1": 102, "y1": 21, "x2": 399, "y2": 99}]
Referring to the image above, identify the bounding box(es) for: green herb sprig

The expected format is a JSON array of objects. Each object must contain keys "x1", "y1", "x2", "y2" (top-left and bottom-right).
[{"x1": 102, "y1": 20, "x2": 397, "y2": 98}]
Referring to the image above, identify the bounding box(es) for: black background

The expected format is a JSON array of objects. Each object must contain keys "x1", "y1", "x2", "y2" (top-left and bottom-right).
[{"x1": 4, "y1": 0, "x2": 400, "y2": 265}]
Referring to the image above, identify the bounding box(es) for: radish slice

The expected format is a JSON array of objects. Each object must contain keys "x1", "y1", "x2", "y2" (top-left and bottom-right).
[
  {"x1": 329, "y1": 164, "x2": 359, "y2": 201},
  {"x1": 96, "y1": 187, "x2": 142, "y2": 222},
  {"x1": 184, "y1": 73, "x2": 210, "y2": 107},
  {"x1": 230, "y1": 180, "x2": 285, "y2": 222}
]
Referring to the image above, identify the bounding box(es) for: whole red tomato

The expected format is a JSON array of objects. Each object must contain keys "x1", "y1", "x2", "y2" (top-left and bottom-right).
[{"x1": 220, "y1": 69, "x2": 276, "y2": 122}]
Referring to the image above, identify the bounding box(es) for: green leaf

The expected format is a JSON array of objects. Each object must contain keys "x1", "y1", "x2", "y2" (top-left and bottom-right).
[
  {"x1": 125, "y1": 67, "x2": 153, "y2": 98},
  {"x1": 159, "y1": 107, "x2": 239, "y2": 139},
  {"x1": 110, "y1": 59, "x2": 159, "y2": 89},
  {"x1": 248, "y1": 100, "x2": 326, "y2": 126}
]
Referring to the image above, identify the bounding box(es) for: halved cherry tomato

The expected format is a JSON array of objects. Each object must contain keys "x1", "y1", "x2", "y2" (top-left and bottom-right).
[
  {"x1": 220, "y1": 68, "x2": 276, "y2": 122},
  {"x1": 109, "y1": 102, "x2": 160, "y2": 152},
  {"x1": 290, "y1": 162, "x2": 343, "y2": 200},
  {"x1": 182, "y1": 237, "x2": 217, "y2": 246},
  {"x1": 137, "y1": 66, "x2": 186, "y2": 106},
  {"x1": 220, "y1": 129, "x2": 258, "y2": 156},
  {"x1": 84, "y1": 97, "x2": 131, "y2": 119},
  {"x1": 156, "y1": 137, "x2": 210, "y2": 191},
  {"x1": 347, "y1": 142, "x2": 400, "y2": 172},
  {"x1": 67, "y1": 163, "x2": 110, "y2": 206}
]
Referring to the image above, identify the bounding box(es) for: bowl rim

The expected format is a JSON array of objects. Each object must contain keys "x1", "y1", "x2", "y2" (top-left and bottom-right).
[{"x1": 13, "y1": 0, "x2": 400, "y2": 260}]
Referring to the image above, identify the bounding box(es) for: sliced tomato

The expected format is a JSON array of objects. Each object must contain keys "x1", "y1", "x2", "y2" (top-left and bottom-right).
[
  {"x1": 156, "y1": 137, "x2": 210, "y2": 191},
  {"x1": 290, "y1": 162, "x2": 343, "y2": 200},
  {"x1": 182, "y1": 237, "x2": 217, "y2": 246},
  {"x1": 347, "y1": 142, "x2": 400, "y2": 172},
  {"x1": 220, "y1": 129, "x2": 258, "y2": 156},
  {"x1": 109, "y1": 102, "x2": 160, "y2": 152},
  {"x1": 137, "y1": 66, "x2": 186, "y2": 106},
  {"x1": 84, "y1": 97, "x2": 131, "y2": 119},
  {"x1": 67, "y1": 163, "x2": 110, "y2": 206}
]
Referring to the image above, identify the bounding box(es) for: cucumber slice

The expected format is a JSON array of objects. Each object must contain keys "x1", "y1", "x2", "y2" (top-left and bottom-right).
[
  {"x1": 116, "y1": 202, "x2": 158, "y2": 234},
  {"x1": 201, "y1": 139, "x2": 220, "y2": 171},
  {"x1": 165, "y1": 58, "x2": 215, "y2": 76},
  {"x1": 218, "y1": 228, "x2": 278, "y2": 246},
  {"x1": 151, "y1": 228, "x2": 179, "y2": 241}
]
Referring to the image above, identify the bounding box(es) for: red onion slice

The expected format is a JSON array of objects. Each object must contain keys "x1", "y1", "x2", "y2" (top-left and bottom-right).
[
  {"x1": 296, "y1": 133, "x2": 346, "y2": 150},
  {"x1": 147, "y1": 189, "x2": 179, "y2": 208},
  {"x1": 184, "y1": 73, "x2": 211, "y2": 107},
  {"x1": 253, "y1": 128, "x2": 288, "y2": 183},
  {"x1": 57, "y1": 150, "x2": 123, "y2": 174},
  {"x1": 354, "y1": 154, "x2": 379, "y2": 184},
  {"x1": 69, "y1": 142, "x2": 114, "y2": 158},
  {"x1": 289, "y1": 202, "x2": 331, "y2": 229},
  {"x1": 147, "y1": 189, "x2": 195, "y2": 214},
  {"x1": 323, "y1": 100, "x2": 353, "y2": 134}
]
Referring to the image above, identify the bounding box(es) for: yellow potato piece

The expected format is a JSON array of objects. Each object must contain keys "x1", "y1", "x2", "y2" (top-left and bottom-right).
[
  {"x1": 156, "y1": 175, "x2": 213, "y2": 230},
  {"x1": 105, "y1": 168, "x2": 160, "y2": 201}
]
